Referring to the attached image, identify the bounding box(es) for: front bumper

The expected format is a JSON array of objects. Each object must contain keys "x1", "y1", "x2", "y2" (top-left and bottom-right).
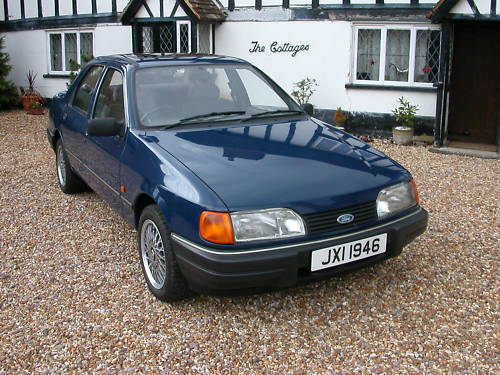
[{"x1": 171, "y1": 207, "x2": 428, "y2": 294}]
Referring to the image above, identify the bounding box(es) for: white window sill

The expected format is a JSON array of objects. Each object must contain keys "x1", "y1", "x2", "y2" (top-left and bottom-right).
[{"x1": 345, "y1": 83, "x2": 437, "y2": 92}]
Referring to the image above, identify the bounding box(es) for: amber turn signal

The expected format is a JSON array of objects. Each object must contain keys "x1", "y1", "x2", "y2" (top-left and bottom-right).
[
  {"x1": 410, "y1": 178, "x2": 420, "y2": 205},
  {"x1": 199, "y1": 211, "x2": 234, "y2": 244}
]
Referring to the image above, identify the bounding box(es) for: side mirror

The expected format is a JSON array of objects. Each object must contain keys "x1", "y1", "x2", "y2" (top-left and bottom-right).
[
  {"x1": 301, "y1": 103, "x2": 314, "y2": 116},
  {"x1": 87, "y1": 118, "x2": 124, "y2": 137}
]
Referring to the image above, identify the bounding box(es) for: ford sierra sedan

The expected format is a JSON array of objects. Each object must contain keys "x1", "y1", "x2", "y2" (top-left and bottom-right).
[{"x1": 47, "y1": 54, "x2": 428, "y2": 301}]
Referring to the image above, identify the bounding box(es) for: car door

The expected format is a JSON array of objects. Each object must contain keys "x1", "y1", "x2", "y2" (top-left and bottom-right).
[
  {"x1": 62, "y1": 64, "x2": 105, "y2": 173},
  {"x1": 83, "y1": 66, "x2": 127, "y2": 214}
]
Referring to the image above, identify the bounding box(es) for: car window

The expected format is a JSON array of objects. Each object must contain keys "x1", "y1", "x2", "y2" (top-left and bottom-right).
[
  {"x1": 235, "y1": 69, "x2": 288, "y2": 109},
  {"x1": 93, "y1": 68, "x2": 125, "y2": 123},
  {"x1": 72, "y1": 65, "x2": 104, "y2": 115},
  {"x1": 135, "y1": 65, "x2": 297, "y2": 127}
]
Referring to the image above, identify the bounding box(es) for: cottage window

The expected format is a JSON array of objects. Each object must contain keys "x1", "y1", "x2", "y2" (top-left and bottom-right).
[
  {"x1": 354, "y1": 26, "x2": 440, "y2": 87},
  {"x1": 48, "y1": 30, "x2": 94, "y2": 74},
  {"x1": 197, "y1": 24, "x2": 213, "y2": 54},
  {"x1": 136, "y1": 22, "x2": 192, "y2": 54}
]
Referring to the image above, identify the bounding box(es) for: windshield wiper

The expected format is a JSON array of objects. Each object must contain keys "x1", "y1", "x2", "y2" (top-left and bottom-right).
[
  {"x1": 178, "y1": 111, "x2": 246, "y2": 124},
  {"x1": 156, "y1": 111, "x2": 247, "y2": 130},
  {"x1": 242, "y1": 109, "x2": 305, "y2": 122}
]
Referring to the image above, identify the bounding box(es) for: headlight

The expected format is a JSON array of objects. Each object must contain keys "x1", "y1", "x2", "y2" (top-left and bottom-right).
[
  {"x1": 231, "y1": 208, "x2": 305, "y2": 242},
  {"x1": 376, "y1": 180, "x2": 418, "y2": 219}
]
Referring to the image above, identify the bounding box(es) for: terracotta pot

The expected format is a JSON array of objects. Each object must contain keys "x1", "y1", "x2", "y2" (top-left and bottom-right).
[
  {"x1": 27, "y1": 107, "x2": 44, "y2": 115},
  {"x1": 20, "y1": 95, "x2": 41, "y2": 111}
]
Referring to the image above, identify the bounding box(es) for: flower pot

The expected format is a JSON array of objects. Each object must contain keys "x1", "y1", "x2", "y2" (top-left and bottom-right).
[
  {"x1": 27, "y1": 107, "x2": 44, "y2": 115},
  {"x1": 20, "y1": 95, "x2": 40, "y2": 111},
  {"x1": 392, "y1": 126, "x2": 414, "y2": 145}
]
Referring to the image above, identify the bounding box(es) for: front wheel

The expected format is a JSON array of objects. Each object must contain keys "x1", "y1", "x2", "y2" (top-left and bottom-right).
[
  {"x1": 138, "y1": 205, "x2": 189, "y2": 301},
  {"x1": 55, "y1": 139, "x2": 86, "y2": 194}
]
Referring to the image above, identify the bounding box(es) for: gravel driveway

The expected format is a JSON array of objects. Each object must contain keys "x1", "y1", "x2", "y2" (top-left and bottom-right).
[{"x1": 0, "y1": 110, "x2": 498, "y2": 374}]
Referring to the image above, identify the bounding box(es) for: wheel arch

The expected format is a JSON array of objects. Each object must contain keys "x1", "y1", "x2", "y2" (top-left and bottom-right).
[
  {"x1": 50, "y1": 129, "x2": 61, "y2": 150},
  {"x1": 134, "y1": 193, "x2": 157, "y2": 229}
]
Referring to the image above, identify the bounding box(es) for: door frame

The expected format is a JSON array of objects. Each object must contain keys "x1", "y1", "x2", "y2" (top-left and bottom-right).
[{"x1": 434, "y1": 19, "x2": 500, "y2": 151}]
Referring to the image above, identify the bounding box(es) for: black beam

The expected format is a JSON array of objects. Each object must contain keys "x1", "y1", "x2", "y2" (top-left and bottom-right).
[
  {"x1": 343, "y1": 0, "x2": 351, "y2": 5},
  {"x1": 411, "y1": 0, "x2": 419, "y2": 4},
  {"x1": 256, "y1": 0, "x2": 262, "y2": 10},
  {"x1": 112, "y1": 0, "x2": 117, "y2": 15},
  {"x1": 37, "y1": 0, "x2": 42, "y2": 18},
  {"x1": 3, "y1": 0, "x2": 7, "y2": 21},
  {"x1": 20, "y1": 0, "x2": 25, "y2": 19},
  {"x1": 228, "y1": 0, "x2": 235, "y2": 11},
  {"x1": 160, "y1": 0, "x2": 164, "y2": 17},
  {"x1": 283, "y1": 0, "x2": 289, "y2": 8},
  {"x1": 92, "y1": 0, "x2": 97, "y2": 14},
  {"x1": 54, "y1": 0, "x2": 59, "y2": 17},
  {"x1": 466, "y1": 0, "x2": 480, "y2": 14},
  {"x1": 433, "y1": 21, "x2": 451, "y2": 147},
  {"x1": 0, "y1": 13, "x2": 119, "y2": 32},
  {"x1": 72, "y1": 0, "x2": 77, "y2": 15},
  {"x1": 492, "y1": 0, "x2": 497, "y2": 14},
  {"x1": 376, "y1": 0, "x2": 384, "y2": 4},
  {"x1": 312, "y1": 0, "x2": 319, "y2": 8},
  {"x1": 142, "y1": 0, "x2": 154, "y2": 17},
  {"x1": 294, "y1": 5, "x2": 435, "y2": 20},
  {"x1": 128, "y1": 16, "x2": 190, "y2": 22},
  {"x1": 170, "y1": 1, "x2": 179, "y2": 17}
]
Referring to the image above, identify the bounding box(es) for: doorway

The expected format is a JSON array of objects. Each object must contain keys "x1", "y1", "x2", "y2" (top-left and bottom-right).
[{"x1": 446, "y1": 22, "x2": 500, "y2": 150}]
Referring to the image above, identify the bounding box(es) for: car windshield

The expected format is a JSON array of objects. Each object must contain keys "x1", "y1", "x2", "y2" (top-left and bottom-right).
[{"x1": 134, "y1": 64, "x2": 302, "y2": 128}]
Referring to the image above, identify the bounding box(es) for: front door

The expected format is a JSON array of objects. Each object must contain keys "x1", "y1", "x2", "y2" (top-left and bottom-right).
[
  {"x1": 447, "y1": 22, "x2": 500, "y2": 148},
  {"x1": 85, "y1": 67, "x2": 127, "y2": 214}
]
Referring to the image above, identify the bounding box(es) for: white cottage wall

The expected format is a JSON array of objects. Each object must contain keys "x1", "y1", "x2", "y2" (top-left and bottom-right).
[
  {"x1": 215, "y1": 20, "x2": 437, "y2": 116},
  {"x1": 78, "y1": 0, "x2": 94, "y2": 15},
  {"x1": 4, "y1": 24, "x2": 133, "y2": 98}
]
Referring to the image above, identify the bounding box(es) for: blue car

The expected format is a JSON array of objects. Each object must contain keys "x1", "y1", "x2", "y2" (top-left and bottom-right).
[{"x1": 47, "y1": 54, "x2": 428, "y2": 301}]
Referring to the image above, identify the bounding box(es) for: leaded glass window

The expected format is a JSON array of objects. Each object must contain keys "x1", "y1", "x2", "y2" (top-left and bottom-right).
[
  {"x1": 142, "y1": 26, "x2": 153, "y2": 53},
  {"x1": 178, "y1": 22, "x2": 190, "y2": 53},
  {"x1": 64, "y1": 33, "x2": 78, "y2": 72},
  {"x1": 80, "y1": 32, "x2": 93, "y2": 63},
  {"x1": 160, "y1": 24, "x2": 175, "y2": 53},
  {"x1": 49, "y1": 34, "x2": 62, "y2": 71},
  {"x1": 47, "y1": 30, "x2": 94, "y2": 73},
  {"x1": 137, "y1": 22, "x2": 192, "y2": 54},
  {"x1": 385, "y1": 30, "x2": 410, "y2": 82},
  {"x1": 414, "y1": 30, "x2": 441, "y2": 83},
  {"x1": 354, "y1": 26, "x2": 441, "y2": 86},
  {"x1": 197, "y1": 24, "x2": 212, "y2": 54},
  {"x1": 356, "y1": 29, "x2": 381, "y2": 81}
]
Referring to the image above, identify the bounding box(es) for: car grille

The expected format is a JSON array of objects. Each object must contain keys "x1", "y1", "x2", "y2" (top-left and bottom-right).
[{"x1": 303, "y1": 201, "x2": 377, "y2": 235}]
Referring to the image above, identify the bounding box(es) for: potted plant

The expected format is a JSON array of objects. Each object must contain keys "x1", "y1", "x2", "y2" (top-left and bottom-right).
[
  {"x1": 20, "y1": 70, "x2": 43, "y2": 111},
  {"x1": 391, "y1": 97, "x2": 418, "y2": 145},
  {"x1": 291, "y1": 78, "x2": 318, "y2": 115},
  {"x1": 333, "y1": 107, "x2": 348, "y2": 129},
  {"x1": 27, "y1": 100, "x2": 44, "y2": 115}
]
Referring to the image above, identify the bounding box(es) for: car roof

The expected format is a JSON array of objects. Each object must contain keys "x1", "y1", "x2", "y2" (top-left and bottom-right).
[{"x1": 94, "y1": 54, "x2": 248, "y2": 68}]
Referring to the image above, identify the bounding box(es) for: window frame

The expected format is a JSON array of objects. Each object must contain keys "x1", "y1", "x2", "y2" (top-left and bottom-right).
[
  {"x1": 176, "y1": 20, "x2": 191, "y2": 53},
  {"x1": 352, "y1": 24, "x2": 441, "y2": 88},
  {"x1": 197, "y1": 23, "x2": 213, "y2": 54},
  {"x1": 46, "y1": 29, "x2": 94, "y2": 75},
  {"x1": 70, "y1": 64, "x2": 105, "y2": 116},
  {"x1": 92, "y1": 67, "x2": 126, "y2": 124}
]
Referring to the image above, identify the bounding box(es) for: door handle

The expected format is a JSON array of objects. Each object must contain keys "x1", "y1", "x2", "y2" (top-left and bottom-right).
[{"x1": 62, "y1": 112, "x2": 68, "y2": 121}]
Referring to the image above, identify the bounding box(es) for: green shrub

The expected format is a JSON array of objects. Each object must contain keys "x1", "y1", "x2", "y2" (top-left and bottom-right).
[{"x1": 0, "y1": 35, "x2": 19, "y2": 110}]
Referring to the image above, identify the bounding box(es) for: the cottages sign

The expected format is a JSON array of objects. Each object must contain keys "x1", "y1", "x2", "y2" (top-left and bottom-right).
[{"x1": 249, "y1": 41, "x2": 310, "y2": 57}]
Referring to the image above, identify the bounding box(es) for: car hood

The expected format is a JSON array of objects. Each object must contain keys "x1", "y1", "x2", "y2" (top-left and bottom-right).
[{"x1": 146, "y1": 118, "x2": 410, "y2": 213}]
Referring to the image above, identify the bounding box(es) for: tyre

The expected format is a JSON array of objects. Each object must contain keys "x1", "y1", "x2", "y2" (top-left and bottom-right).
[
  {"x1": 138, "y1": 204, "x2": 190, "y2": 301},
  {"x1": 55, "y1": 139, "x2": 87, "y2": 194}
]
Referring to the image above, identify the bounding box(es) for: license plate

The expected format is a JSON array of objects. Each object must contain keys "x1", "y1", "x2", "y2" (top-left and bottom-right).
[{"x1": 311, "y1": 233, "x2": 387, "y2": 272}]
